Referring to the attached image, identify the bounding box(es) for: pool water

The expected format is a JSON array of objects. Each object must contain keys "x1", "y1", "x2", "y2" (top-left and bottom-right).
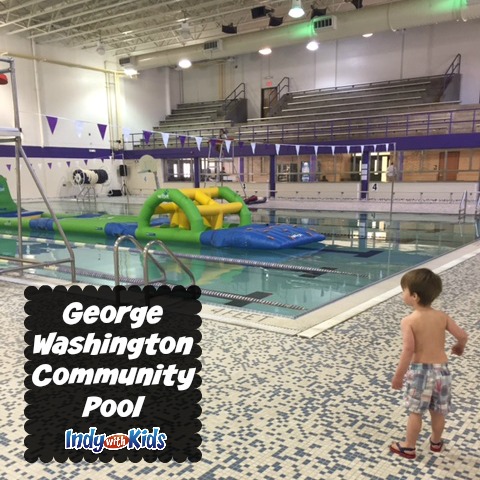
[{"x1": 2, "y1": 201, "x2": 478, "y2": 319}]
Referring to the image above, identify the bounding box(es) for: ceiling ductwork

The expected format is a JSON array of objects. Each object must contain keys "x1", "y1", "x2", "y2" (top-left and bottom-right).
[{"x1": 132, "y1": 0, "x2": 480, "y2": 70}]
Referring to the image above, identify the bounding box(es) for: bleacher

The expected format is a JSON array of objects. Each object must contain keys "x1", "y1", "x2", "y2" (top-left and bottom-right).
[
  {"x1": 235, "y1": 75, "x2": 461, "y2": 143},
  {"x1": 154, "y1": 99, "x2": 232, "y2": 134}
]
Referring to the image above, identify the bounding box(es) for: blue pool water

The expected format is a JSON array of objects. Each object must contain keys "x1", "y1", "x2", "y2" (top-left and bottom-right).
[{"x1": 1, "y1": 202, "x2": 478, "y2": 319}]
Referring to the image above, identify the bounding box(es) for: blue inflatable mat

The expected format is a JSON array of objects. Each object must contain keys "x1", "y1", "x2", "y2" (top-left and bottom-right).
[{"x1": 200, "y1": 224, "x2": 326, "y2": 249}]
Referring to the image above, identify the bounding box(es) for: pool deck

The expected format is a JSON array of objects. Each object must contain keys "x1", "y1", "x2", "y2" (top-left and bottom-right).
[{"x1": 0, "y1": 198, "x2": 479, "y2": 479}]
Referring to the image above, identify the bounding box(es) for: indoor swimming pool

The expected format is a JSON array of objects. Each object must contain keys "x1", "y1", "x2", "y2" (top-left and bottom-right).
[{"x1": 1, "y1": 201, "x2": 478, "y2": 319}]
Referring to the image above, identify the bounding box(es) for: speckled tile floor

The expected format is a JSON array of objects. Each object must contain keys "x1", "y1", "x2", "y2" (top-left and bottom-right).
[{"x1": 0, "y1": 249, "x2": 479, "y2": 479}]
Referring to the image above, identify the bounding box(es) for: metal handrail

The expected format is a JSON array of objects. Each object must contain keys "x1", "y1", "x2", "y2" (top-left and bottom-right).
[
  {"x1": 267, "y1": 77, "x2": 290, "y2": 114},
  {"x1": 458, "y1": 190, "x2": 467, "y2": 221},
  {"x1": 442, "y1": 53, "x2": 461, "y2": 92},
  {"x1": 223, "y1": 82, "x2": 245, "y2": 113},
  {"x1": 113, "y1": 235, "x2": 167, "y2": 285},
  {"x1": 144, "y1": 240, "x2": 195, "y2": 285},
  {"x1": 475, "y1": 192, "x2": 480, "y2": 221}
]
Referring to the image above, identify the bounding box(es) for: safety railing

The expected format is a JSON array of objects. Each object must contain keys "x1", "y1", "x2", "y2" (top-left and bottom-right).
[
  {"x1": 443, "y1": 53, "x2": 461, "y2": 93},
  {"x1": 222, "y1": 82, "x2": 245, "y2": 114},
  {"x1": 267, "y1": 76, "x2": 290, "y2": 114},
  {"x1": 113, "y1": 235, "x2": 195, "y2": 286},
  {"x1": 125, "y1": 105, "x2": 480, "y2": 150},
  {"x1": 458, "y1": 190, "x2": 467, "y2": 221}
]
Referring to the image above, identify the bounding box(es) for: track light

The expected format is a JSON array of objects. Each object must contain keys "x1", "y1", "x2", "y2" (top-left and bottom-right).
[
  {"x1": 251, "y1": 6, "x2": 274, "y2": 19},
  {"x1": 351, "y1": 0, "x2": 363, "y2": 9},
  {"x1": 180, "y1": 22, "x2": 191, "y2": 40},
  {"x1": 289, "y1": 0, "x2": 305, "y2": 19},
  {"x1": 222, "y1": 23, "x2": 237, "y2": 34},
  {"x1": 96, "y1": 41, "x2": 105, "y2": 55},
  {"x1": 268, "y1": 15, "x2": 284, "y2": 27},
  {"x1": 306, "y1": 41, "x2": 319, "y2": 51}
]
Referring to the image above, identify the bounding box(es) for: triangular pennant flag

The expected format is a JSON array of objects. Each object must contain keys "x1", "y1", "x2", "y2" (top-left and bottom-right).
[
  {"x1": 46, "y1": 116, "x2": 58, "y2": 134},
  {"x1": 195, "y1": 136, "x2": 203, "y2": 150},
  {"x1": 373, "y1": 144, "x2": 377, "y2": 152},
  {"x1": 101, "y1": 158, "x2": 105, "y2": 163},
  {"x1": 143, "y1": 130, "x2": 152, "y2": 145},
  {"x1": 331, "y1": 146, "x2": 336, "y2": 155},
  {"x1": 314, "y1": 146, "x2": 319, "y2": 156},
  {"x1": 346, "y1": 145, "x2": 350, "y2": 153},
  {"x1": 6, "y1": 164, "x2": 11, "y2": 171},
  {"x1": 66, "y1": 161, "x2": 71, "y2": 167},
  {"x1": 84, "y1": 159, "x2": 89, "y2": 165},
  {"x1": 48, "y1": 163, "x2": 52, "y2": 169},
  {"x1": 295, "y1": 145, "x2": 300, "y2": 156},
  {"x1": 97, "y1": 123, "x2": 107, "y2": 140},
  {"x1": 251, "y1": 142, "x2": 256, "y2": 154},
  {"x1": 74, "y1": 120, "x2": 85, "y2": 138},
  {"x1": 275, "y1": 144, "x2": 281, "y2": 155},
  {"x1": 179, "y1": 135, "x2": 186, "y2": 147},
  {"x1": 225, "y1": 139, "x2": 232, "y2": 153},
  {"x1": 161, "y1": 132, "x2": 170, "y2": 148},
  {"x1": 360, "y1": 145, "x2": 364, "y2": 153}
]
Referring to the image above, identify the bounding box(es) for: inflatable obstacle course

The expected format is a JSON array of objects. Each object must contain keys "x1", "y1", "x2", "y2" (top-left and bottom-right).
[{"x1": 0, "y1": 176, "x2": 325, "y2": 249}]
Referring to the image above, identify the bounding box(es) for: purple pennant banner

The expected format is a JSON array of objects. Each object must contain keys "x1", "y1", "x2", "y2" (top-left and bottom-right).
[
  {"x1": 66, "y1": 161, "x2": 71, "y2": 167},
  {"x1": 84, "y1": 159, "x2": 89, "y2": 165},
  {"x1": 6, "y1": 164, "x2": 11, "y2": 171},
  {"x1": 97, "y1": 123, "x2": 107, "y2": 140},
  {"x1": 46, "y1": 116, "x2": 58, "y2": 135},
  {"x1": 47, "y1": 162, "x2": 52, "y2": 169},
  {"x1": 143, "y1": 130, "x2": 152, "y2": 145},
  {"x1": 179, "y1": 135, "x2": 186, "y2": 147}
]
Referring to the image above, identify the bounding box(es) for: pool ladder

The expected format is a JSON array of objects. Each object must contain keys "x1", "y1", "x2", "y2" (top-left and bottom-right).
[{"x1": 113, "y1": 235, "x2": 195, "y2": 286}]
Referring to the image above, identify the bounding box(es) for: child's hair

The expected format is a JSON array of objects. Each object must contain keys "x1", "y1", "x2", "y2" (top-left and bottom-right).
[{"x1": 400, "y1": 268, "x2": 442, "y2": 306}]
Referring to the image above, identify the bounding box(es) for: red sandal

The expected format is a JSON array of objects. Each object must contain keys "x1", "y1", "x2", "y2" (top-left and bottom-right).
[
  {"x1": 390, "y1": 442, "x2": 416, "y2": 459},
  {"x1": 430, "y1": 438, "x2": 444, "y2": 452}
]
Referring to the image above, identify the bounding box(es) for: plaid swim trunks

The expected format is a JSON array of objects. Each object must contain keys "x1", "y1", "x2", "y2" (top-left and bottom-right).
[{"x1": 404, "y1": 363, "x2": 452, "y2": 415}]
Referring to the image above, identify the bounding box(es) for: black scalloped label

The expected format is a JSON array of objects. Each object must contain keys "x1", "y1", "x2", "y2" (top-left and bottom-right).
[{"x1": 24, "y1": 285, "x2": 202, "y2": 462}]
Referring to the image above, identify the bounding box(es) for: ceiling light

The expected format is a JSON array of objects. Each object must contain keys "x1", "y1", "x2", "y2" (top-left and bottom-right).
[
  {"x1": 180, "y1": 22, "x2": 191, "y2": 40},
  {"x1": 311, "y1": 8, "x2": 327, "y2": 19},
  {"x1": 259, "y1": 47, "x2": 272, "y2": 55},
  {"x1": 289, "y1": 0, "x2": 305, "y2": 19},
  {"x1": 178, "y1": 59, "x2": 192, "y2": 69},
  {"x1": 96, "y1": 41, "x2": 105, "y2": 55},
  {"x1": 222, "y1": 23, "x2": 237, "y2": 34},
  {"x1": 306, "y1": 41, "x2": 319, "y2": 51},
  {"x1": 268, "y1": 15, "x2": 284, "y2": 27},
  {"x1": 362, "y1": 33, "x2": 373, "y2": 38},
  {"x1": 123, "y1": 67, "x2": 138, "y2": 77}
]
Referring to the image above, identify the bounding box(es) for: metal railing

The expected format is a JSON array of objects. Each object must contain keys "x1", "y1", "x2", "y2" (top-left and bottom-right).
[
  {"x1": 222, "y1": 82, "x2": 245, "y2": 114},
  {"x1": 458, "y1": 190, "x2": 468, "y2": 221},
  {"x1": 125, "y1": 105, "x2": 480, "y2": 150},
  {"x1": 267, "y1": 76, "x2": 290, "y2": 115},
  {"x1": 443, "y1": 53, "x2": 461, "y2": 93},
  {"x1": 113, "y1": 235, "x2": 195, "y2": 286}
]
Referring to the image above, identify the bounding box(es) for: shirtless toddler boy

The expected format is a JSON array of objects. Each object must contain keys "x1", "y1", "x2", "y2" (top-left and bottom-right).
[{"x1": 390, "y1": 268, "x2": 468, "y2": 460}]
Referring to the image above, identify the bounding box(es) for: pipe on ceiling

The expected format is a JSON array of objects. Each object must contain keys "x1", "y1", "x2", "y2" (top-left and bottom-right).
[{"x1": 133, "y1": 0, "x2": 480, "y2": 70}]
